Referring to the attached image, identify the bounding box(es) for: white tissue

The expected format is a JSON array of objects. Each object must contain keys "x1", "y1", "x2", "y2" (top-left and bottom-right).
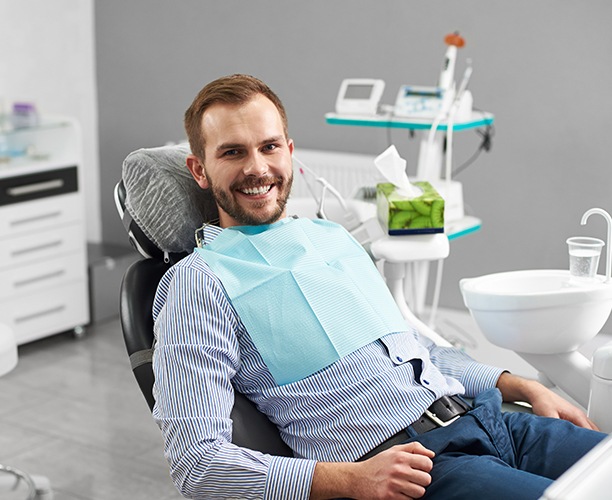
[{"x1": 374, "y1": 145, "x2": 421, "y2": 198}]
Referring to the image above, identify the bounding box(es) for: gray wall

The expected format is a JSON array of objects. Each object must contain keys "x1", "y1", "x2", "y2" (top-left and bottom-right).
[{"x1": 95, "y1": 0, "x2": 612, "y2": 309}]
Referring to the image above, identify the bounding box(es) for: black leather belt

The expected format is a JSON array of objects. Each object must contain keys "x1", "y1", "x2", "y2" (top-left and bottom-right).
[{"x1": 359, "y1": 395, "x2": 471, "y2": 461}]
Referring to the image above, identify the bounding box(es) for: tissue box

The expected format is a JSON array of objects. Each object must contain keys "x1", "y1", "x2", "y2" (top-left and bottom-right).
[{"x1": 377, "y1": 181, "x2": 444, "y2": 235}]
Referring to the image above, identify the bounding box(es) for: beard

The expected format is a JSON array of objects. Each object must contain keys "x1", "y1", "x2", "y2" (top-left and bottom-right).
[{"x1": 209, "y1": 172, "x2": 293, "y2": 226}]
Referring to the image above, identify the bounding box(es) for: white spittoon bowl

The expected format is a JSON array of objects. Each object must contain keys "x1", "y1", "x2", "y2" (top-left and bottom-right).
[{"x1": 460, "y1": 270, "x2": 612, "y2": 354}]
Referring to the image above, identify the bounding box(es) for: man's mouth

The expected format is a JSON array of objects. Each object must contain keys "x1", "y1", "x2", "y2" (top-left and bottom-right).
[
  {"x1": 239, "y1": 184, "x2": 273, "y2": 196},
  {"x1": 234, "y1": 176, "x2": 284, "y2": 197}
]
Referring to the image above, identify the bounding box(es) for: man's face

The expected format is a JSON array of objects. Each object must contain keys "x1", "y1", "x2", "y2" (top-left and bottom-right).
[{"x1": 188, "y1": 95, "x2": 294, "y2": 228}]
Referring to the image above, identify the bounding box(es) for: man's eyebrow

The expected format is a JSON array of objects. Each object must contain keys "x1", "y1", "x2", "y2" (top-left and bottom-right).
[
  {"x1": 216, "y1": 136, "x2": 285, "y2": 152},
  {"x1": 261, "y1": 136, "x2": 285, "y2": 145},
  {"x1": 216, "y1": 142, "x2": 243, "y2": 152}
]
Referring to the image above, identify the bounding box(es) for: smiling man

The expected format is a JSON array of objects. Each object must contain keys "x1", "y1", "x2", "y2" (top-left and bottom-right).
[
  {"x1": 151, "y1": 74, "x2": 604, "y2": 500},
  {"x1": 185, "y1": 81, "x2": 294, "y2": 227}
]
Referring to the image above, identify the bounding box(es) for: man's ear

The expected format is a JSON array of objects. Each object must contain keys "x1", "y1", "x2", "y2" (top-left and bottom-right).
[{"x1": 186, "y1": 154, "x2": 209, "y2": 189}]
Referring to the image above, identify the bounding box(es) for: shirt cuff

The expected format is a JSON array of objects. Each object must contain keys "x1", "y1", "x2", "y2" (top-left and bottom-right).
[
  {"x1": 265, "y1": 456, "x2": 317, "y2": 500},
  {"x1": 460, "y1": 362, "x2": 506, "y2": 398}
]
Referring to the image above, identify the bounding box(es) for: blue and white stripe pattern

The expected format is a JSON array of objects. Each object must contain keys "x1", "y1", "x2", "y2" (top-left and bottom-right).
[{"x1": 152, "y1": 224, "x2": 504, "y2": 499}]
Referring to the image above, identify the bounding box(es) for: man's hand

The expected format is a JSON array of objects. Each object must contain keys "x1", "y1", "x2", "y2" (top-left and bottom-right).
[
  {"x1": 311, "y1": 441, "x2": 435, "y2": 500},
  {"x1": 496, "y1": 372, "x2": 599, "y2": 430},
  {"x1": 356, "y1": 442, "x2": 435, "y2": 499}
]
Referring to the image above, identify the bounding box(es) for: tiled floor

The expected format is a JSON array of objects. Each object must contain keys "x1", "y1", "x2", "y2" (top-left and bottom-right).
[
  {"x1": 0, "y1": 318, "x2": 182, "y2": 500},
  {"x1": 1, "y1": 309, "x2": 610, "y2": 499}
]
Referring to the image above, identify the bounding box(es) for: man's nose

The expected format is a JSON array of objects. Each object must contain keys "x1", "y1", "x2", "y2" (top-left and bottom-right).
[{"x1": 242, "y1": 152, "x2": 268, "y2": 176}]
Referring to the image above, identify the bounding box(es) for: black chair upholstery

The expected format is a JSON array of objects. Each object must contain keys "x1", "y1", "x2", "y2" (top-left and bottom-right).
[
  {"x1": 115, "y1": 169, "x2": 293, "y2": 457},
  {"x1": 120, "y1": 258, "x2": 168, "y2": 411}
]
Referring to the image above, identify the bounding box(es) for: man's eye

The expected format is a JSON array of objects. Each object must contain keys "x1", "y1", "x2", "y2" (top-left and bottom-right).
[
  {"x1": 223, "y1": 149, "x2": 239, "y2": 156},
  {"x1": 263, "y1": 144, "x2": 277, "y2": 152}
]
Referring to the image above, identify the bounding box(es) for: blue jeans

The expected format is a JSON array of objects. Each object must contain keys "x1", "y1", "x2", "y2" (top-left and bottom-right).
[{"x1": 402, "y1": 389, "x2": 605, "y2": 499}]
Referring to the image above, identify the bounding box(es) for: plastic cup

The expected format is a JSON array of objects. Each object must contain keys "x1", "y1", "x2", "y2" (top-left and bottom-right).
[{"x1": 567, "y1": 236, "x2": 605, "y2": 282}]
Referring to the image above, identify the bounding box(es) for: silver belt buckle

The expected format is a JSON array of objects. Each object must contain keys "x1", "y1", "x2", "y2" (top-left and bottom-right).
[{"x1": 424, "y1": 408, "x2": 461, "y2": 428}]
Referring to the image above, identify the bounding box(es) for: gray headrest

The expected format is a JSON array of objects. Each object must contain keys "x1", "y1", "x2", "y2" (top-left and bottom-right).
[{"x1": 122, "y1": 143, "x2": 219, "y2": 254}]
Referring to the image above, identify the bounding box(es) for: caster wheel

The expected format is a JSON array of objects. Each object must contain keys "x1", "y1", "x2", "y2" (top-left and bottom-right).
[{"x1": 73, "y1": 325, "x2": 86, "y2": 339}]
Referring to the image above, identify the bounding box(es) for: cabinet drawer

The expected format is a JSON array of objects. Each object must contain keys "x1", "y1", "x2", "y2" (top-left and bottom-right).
[
  {"x1": 0, "y1": 223, "x2": 85, "y2": 270},
  {"x1": 0, "y1": 192, "x2": 82, "y2": 237},
  {"x1": 0, "y1": 279, "x2": 89, "y2": 345},
  {"x1": 0, "y1": 251, "x2": 87, "y2": 300},
  {"x1": 0, "y1": 165, "x2": 78, "y2": 207}
]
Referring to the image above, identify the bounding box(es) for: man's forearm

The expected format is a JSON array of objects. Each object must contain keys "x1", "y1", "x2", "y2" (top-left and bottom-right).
[
  {"x1": 495, "y1": 371, "x2": 537, "y2": 402},
  {"x1": 310, "y1": 461, "x2": 360, "y2": 499},
  {"x1": 495, "y1": 371, "x2": 552, "y2": 404},
  {"x1": 495, "y1": 371, "x2": 598, "y2": 429}
]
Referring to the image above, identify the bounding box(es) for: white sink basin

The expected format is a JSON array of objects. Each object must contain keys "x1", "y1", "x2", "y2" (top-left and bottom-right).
[{"x1": 460, "y1": 270, "x2": 612, "y2": 354}]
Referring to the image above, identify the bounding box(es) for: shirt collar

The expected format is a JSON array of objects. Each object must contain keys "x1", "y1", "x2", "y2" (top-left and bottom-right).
[{"x1": 202, "y1": 223, "x2": 223, "y2": 245}]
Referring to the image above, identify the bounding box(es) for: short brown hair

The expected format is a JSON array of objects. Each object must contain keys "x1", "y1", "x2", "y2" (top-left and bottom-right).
[{"x1": 184, "y1": 74, "x2": 289, "y2": 160}]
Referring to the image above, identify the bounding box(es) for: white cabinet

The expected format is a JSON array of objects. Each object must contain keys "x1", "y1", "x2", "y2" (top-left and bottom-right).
[{"x1": 0, "y1": 117, "x2": 89, "y2": 344}]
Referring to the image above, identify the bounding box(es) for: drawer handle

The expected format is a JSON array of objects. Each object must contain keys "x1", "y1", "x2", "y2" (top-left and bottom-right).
[
  {"x1": 10, "y1": 211, "x2": 63, "y2": 227},
  {"x1": 7, "y1": 179, "x2": 65, "y2": 197},
  {"x1": 14, "y1": 270, "x2": 66, "y2": 288},
  {"x1": 15, "y1": 305, "x2": 66, "y2": 324},
  {"x1": 11, "y1": 240, "x2": 63, "y2": 257}
]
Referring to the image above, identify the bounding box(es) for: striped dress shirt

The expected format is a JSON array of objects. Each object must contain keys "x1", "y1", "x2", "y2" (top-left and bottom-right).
[{"x1": 152, "y1": 224, "x2": 504, "y2": 499}]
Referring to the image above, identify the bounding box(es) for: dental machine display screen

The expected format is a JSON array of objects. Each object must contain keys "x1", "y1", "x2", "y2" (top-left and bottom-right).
[
  {"x1": 335, "y1": 78, "x2": 385, "y2": 116},
  {"x1": 344, "y1": 84, "x2": 375, "y2": 100}
]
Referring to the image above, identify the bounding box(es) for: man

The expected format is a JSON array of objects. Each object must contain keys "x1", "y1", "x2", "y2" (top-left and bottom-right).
[{"x1": 152, "y1": 74, "x2": 604, "y2": 499}]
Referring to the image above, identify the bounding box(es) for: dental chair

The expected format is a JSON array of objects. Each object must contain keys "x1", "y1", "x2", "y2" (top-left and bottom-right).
[
  {"x1": 115, "y1": 143, "x2": 292, "y2": 457},
  {"x1": 114, "y1": 143, "x2": 520, "y2": 448}
]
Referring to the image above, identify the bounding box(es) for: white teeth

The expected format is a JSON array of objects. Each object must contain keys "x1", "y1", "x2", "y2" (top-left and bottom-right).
[{"x1": 241, "y1": 185, "x2": 272, "y2": 195}]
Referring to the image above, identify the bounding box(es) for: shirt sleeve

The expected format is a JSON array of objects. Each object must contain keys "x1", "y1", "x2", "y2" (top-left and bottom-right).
[
  {"x1": 415, "y1": 329, "x2": 505, "y2": 397},
  {"x1": 152, "y1": 259, "x2": 316, "y2": 499}
]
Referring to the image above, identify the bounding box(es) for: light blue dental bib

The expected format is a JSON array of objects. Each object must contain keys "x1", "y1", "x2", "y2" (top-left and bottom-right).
[{"x1": 196, "y1": 217, "x2": 409, "y2": 385}]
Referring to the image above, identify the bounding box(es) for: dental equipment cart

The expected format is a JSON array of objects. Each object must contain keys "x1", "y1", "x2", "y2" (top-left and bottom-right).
[
  {"x1": 324, "y1": 112, "x2": 493, "y2": 333},
  {"x1": 0, "y1": 117, "x2": 89, "y2": 345}
]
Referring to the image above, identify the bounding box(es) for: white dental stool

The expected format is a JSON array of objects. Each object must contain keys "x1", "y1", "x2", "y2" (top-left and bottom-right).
[{"x1": 0, "y1": 323, "x2": 53, "y2": 500}]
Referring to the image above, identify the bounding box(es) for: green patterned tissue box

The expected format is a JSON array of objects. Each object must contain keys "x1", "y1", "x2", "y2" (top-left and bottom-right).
[{"x1": 376, "y1": 181, "x2": 445, "y2": 235}]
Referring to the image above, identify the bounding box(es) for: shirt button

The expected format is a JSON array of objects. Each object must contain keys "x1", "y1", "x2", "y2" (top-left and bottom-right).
[{"x1": 396, "y1": 356, "x2": 403, "y2": 362}]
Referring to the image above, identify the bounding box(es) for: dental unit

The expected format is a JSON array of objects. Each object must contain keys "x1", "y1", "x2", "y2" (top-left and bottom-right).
[
  {"x1": 461, "y1": 208, "x2": 612, "y2": 432},
  {"x1": 324, "y1": 33, "x2": 612, "y2": 434}
]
